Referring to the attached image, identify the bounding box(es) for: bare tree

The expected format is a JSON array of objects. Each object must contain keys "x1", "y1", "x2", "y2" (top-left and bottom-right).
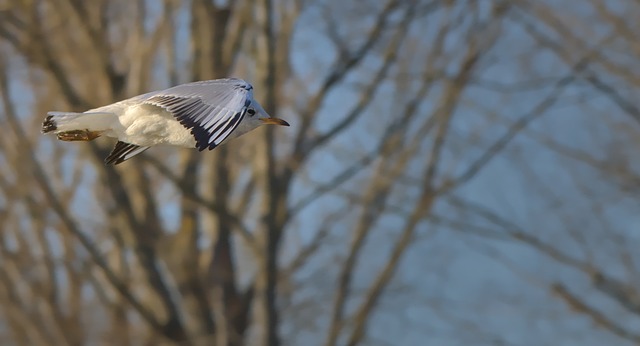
[
  {"x1": 426, "y1": 1, "x2": 640, "y2": 345},
  {"x1": 2, "y1": 0, "x2": 636, "y2": 345}
]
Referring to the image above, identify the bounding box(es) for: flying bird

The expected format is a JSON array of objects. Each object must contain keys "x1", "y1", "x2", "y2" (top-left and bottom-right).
[{"x1": 41, "y1": 78, "x2": 289, "y2": 165}]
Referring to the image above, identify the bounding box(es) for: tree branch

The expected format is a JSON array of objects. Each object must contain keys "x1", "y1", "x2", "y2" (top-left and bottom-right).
[{"x1": 552, "y1": 283, "x2": 640, "y2": 343}]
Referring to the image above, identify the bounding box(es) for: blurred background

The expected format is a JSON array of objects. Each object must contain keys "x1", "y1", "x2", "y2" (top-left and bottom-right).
[{"x1": 0, "y1": 0, "x2": 639, "y2": 345}]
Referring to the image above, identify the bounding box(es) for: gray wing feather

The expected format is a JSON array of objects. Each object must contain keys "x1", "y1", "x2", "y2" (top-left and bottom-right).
[{"x1": 141, "y1": 78, "x2": 253, "y2": 151}]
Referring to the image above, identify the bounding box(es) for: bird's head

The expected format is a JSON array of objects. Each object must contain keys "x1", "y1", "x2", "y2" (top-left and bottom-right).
[
  {"x1": 228, "y1": 97, "x2": 289, "y2": 141},
  {"x1": 246, "y1": 100, "x2": 289, "y2": 127}
]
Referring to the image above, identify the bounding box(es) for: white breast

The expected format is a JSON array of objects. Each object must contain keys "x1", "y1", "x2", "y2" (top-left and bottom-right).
[{"x1": 106, "y1": 103, "x2": 196, "y2": 148}]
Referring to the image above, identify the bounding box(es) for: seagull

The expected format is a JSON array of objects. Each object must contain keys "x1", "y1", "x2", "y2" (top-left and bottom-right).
[{"x1": 41, "y1": 78, "x2": 289, "y2": 165}]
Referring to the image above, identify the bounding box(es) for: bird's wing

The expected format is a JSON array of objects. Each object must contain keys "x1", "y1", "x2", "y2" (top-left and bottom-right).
[
  {"x1": 105, "y1": 141, "x2": 150, "y2": 165},
  {"x1": 141, "y1": 78, "x2": 253, "y2": 151}
]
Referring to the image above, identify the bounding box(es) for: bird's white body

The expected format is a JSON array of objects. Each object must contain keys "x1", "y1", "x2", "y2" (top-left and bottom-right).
[
  {"x1": 42, "y1": 78, "x2": 289, "y2": 164},
  {"x1": 84, "y1": 101, "x2": 198, "y2": 148},
  {"x1": 58, "y1": 95, "x2": 259, "y2": 148}
]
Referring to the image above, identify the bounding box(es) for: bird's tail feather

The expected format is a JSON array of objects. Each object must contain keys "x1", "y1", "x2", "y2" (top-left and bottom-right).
[{"x1": 42, "y1": 111, "x2": 114, "y2": 141}]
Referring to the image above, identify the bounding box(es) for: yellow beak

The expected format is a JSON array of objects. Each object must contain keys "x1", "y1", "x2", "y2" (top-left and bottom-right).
[{"x1": 260, "y1": 117, "x2": 290, "y2": 126}]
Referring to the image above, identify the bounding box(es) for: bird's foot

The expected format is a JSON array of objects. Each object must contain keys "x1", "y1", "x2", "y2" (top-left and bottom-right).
[{"x1": 56, "y1": 130, "x2": 102, "y2": 141}]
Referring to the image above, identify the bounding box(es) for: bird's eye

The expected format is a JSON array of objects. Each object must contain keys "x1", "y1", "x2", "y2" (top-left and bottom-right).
[{"x1": 247, "y1": 109, "x2": 256, "y2": 116}]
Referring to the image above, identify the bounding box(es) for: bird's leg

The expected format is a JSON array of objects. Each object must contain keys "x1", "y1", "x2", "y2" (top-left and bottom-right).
[{"x1": 56, "y1": 130, "x2": 103, "y2": 141}]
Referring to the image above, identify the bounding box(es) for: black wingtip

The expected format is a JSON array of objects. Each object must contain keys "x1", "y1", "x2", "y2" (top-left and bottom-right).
[
  {"x1": 104, "y1": 155, "x2": 124, "y2": 166},
  {"x1": 42, "y1": 115, "x2": 57, "y2": 133},
  {"x1": 104, "y1": 141, "x2": 149, "y2": 165}
]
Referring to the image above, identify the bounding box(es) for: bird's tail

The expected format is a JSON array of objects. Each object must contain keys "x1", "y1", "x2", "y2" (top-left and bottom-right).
[{"x1": 42, "y1": 111, "x2": 113, "y2": 141}]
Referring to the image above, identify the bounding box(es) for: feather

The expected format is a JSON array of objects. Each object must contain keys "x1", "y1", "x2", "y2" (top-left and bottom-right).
[
  {"x1": 141, "y1": 79, "x2": 252, "y2": 150},
  {"x1": 105, "y1": 141, "x2": 149, "y2": 165}
]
